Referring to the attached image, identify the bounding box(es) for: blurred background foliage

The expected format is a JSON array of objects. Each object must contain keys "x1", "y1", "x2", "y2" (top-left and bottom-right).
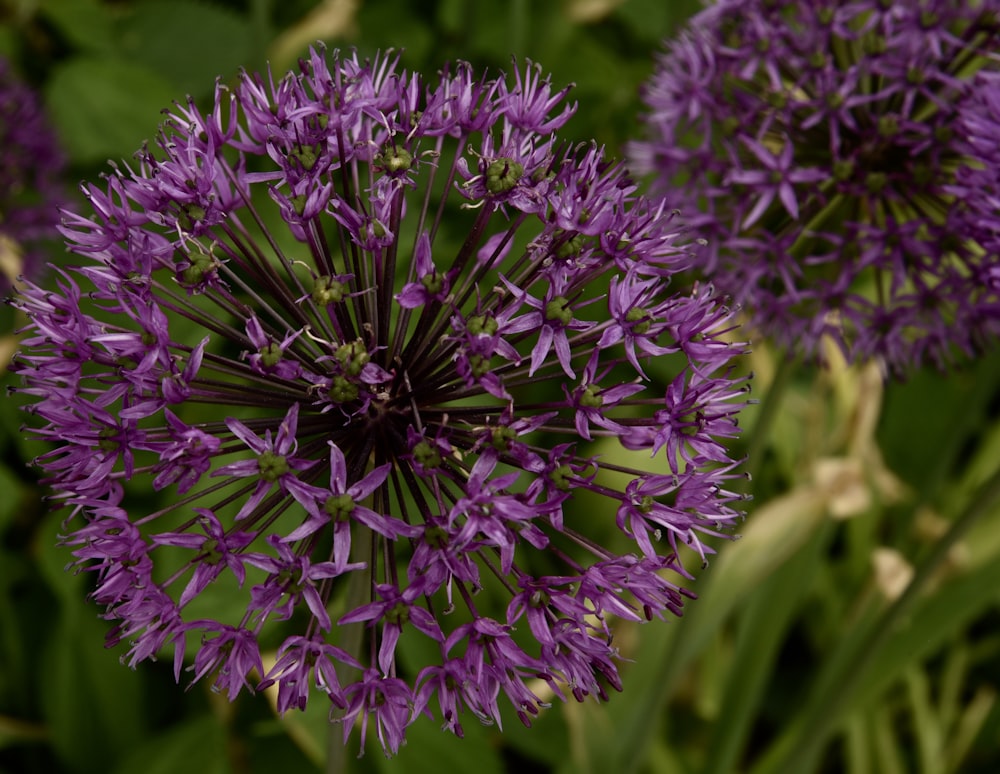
[{"x1": 1, "y1": 1, "x2": 999, "y2": 773}]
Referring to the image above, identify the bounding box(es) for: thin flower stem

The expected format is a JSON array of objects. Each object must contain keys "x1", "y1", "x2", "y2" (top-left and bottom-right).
[
  {"x1": 760, "y1": 463, "x2": 1000, "y2": 774},
  {"x1": 326, "y1": 525, "x2": 374, "y2": 774}
]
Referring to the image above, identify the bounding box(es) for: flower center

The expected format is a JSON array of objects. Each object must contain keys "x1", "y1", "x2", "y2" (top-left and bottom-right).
[
  {"x1": 258, "y1": 450, "x2": 289, "y2": 482},
  {"x1": 324, "y1": 493, "x2": 356, "y2": 522}
]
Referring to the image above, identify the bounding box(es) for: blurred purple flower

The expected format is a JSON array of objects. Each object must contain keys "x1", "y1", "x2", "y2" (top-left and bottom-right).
[
  {"x1": 0, "y1": 57, "x2": 67, "y2": 295},
  {"x1": 630, "y1": 0, "x2": 1000, "y2": 372},
  {"x1": 14, "y1": 48, "x2": 749, "y2": 753}
]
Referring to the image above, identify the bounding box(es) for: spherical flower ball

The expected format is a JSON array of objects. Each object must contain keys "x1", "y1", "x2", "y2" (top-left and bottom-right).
[
  {"x1": 953, "y1": 68, "x2": 1000, "y2": 292},
  {"x1": 629, "y1": 0, "x2": 1000, "y2": 373},
  {"x1": 13, "y1": 48, "x2": 750, "y2": 753},
  {"x1": 0, "y1": 57, "x2": 67, "y2": 295}
]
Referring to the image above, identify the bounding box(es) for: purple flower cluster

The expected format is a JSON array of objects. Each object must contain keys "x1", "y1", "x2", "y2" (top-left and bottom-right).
[
  {"x1": 954, "y1": 69, "x2": 1000, "y2": 295},
  {"x1": 630, "y1": 0, "x2": 1000, "y2": 372},
  {"x1": 0, "y1": 57, "x2": 66, "y2": 295},
  {"x1": 14, "y1": 49, "x2": 749, "y2": 753}
]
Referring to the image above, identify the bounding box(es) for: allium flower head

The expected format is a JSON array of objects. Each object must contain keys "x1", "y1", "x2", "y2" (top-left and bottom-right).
[
  {"x1": 0, "y1": 57, "x2": 67, "y2": 294},
  {"x1": 14, "y1": 48, "x2": 749, "y2": 753},
  {"x1": 630, "y1": 0, "x2": 1000, "y2": 372}
]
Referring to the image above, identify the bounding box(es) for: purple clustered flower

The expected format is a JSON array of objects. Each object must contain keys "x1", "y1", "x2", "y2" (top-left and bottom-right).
[
  {"x1": 630, "y1": 0, "x2": 1000, "y2": 372},
  {"x1": 953, "y1": 69, "x2": 1000, "y2": 295},
  {"x1": 13, "y1": 48, "x2": 749, "y2": 753},
  {"x1": 0, "y1": 57, "x2": 67, "y2": 295}
]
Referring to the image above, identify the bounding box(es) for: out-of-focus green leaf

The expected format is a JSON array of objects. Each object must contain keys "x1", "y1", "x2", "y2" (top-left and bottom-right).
[
  {"x1": 0, "y1": 715, "x2": 47, "y2": 751},
  {"x1": 39, "y1": 606, "x2": 148, "y2": 773},
  {"x1": 495, "y1": 697, "x2": 570, "y2": 770},
  {"x1": 0, "y1": 464, "x2": 22, "y2": 533},
  {"x1": 0, "y1": 27, "x2": 17, "y2": 60},
  {"x1": 40, "y1": 0, "x2": 117, "y2": 54},
  {"x1": 702, "y1": 526, "x2": 829, "y2": 774},
  {"x1": 857, "y1": 555, "x2": 1000, "y2": 710},
  {"x1": 111, "y1": 715, "x2": 230, "y2": 774},
  {"x1": 905, "y1": 667, "x2": 944, "y2": 774},
  {"x1": 873, "y1": 705, "x2": 908, "y2": 774},
  {"x1": 843, "y1": 714, "x2": 873, "y2": 774},
  {"x1": 752, "y1": 536, "x2": 1000, "y2": 774},
  {"x1": 372, "y1": 711, "x2": 505, "y2": 774},
  {"x1": 946, "y1": 686, "x2": 997, "y2": 772},
  {"x1": 45, "y1": 57, "x2": 178, "y2": 165},
  {"x1": 269, "y1": 685, "x2": 329, "y2": 767},
  {"x1": 880, "y1": 352, "x2": 1000, "y2": 501},
  {"x1": 116, "y1": 0, "x2": 253, "y2": 95},
  {"x1": 612, "y1": 484, "x2": 830, "y2": 774},
  {"x1": 35, "y1": 509, "x2": 84, "y2": 606},
  {"x1": 558, "y1": 698, "x2": 619, "y2": 774},
  {"x1": 616, "y1": 0, "x2": 703, "y2": 44}
]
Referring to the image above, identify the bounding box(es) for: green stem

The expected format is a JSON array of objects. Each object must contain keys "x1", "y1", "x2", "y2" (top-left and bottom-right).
[
  {"x1": 756, "y1": 463, "x2": 1000, "y2": 774},
  {"x1": 744, "y1": 354, "x2": 797, "y2": 488},
  {"x1": 326, "y1": 527, "x2": 373, "y2": 774}
]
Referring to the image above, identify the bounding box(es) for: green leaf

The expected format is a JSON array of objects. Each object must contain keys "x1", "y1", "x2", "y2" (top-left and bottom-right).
[
  {"x1": 752, "y1": 538, "x2": 1000, "y2": 774},
  {"x1": 904, "y1": 667, "x2": 944, "y2": 774},
  {"x1": 615, "y1": 0, "x2": 702, "y2": 44},
  {"x1": 111, "y1": 715, "x2": 231, "y2": 774},
  {"x1": 40, "y1": 0, "x2": 117, "y2": 54},
  {"x1": 269, "y1": 688, "x2": 329, "y2": 768},
  {"x1": 873, "y1": 705, "x2": 908, "y2": 774},
  {"x1": 0, "y1": 714, "x2": 48, "y2": 751},
  {"x1": 34, "y1": 508, "x2": 89, "y2": 608},
  {"x1": 879, "y1": 351, "x2": 1000, "y2": 502},
  {"x1": 857, "y1": 556, "x2": 1000, "y2": 709},
  {"x1": 0, "y1": 463, "x2": 24, "y2": 534},
  {"x1": 45, "y1": 57, "x2": 179, "y2": 165},
  {"x1": 702, "y1": 527, "x2": 829, "y2": 774},
  {"x1": 40, "y1": 607, "x2": 149, "y2": 773},
  {"x1": 116, "y1": 0, "x2": 253, "y2": 96},
  {"x1": 609, "y1": 483, "x2": 829, "y2": 774},
  {"x1": 372, "y1": 711, "x2": 505, "y2": 774}
]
